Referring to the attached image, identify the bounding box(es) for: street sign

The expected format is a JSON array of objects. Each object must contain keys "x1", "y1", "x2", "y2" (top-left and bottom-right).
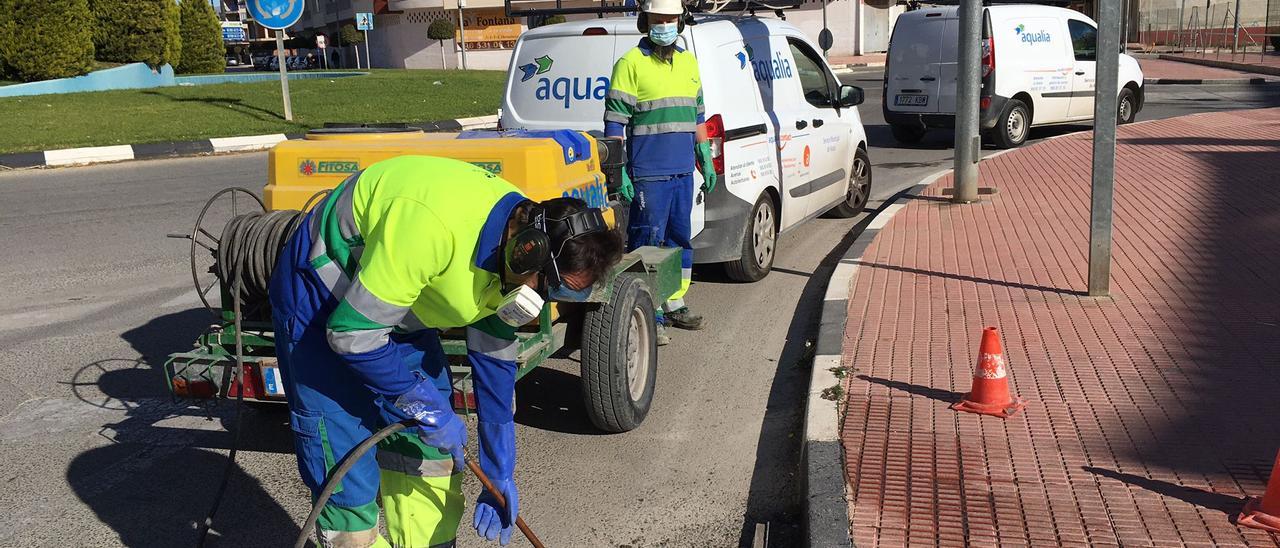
[
  {"x1": 316, "y1": 34, "x2": 327, "y2": 49},
  {"x1": 245, "y1": 0, "x2": 305, "y2": 30},
  {"x1": 221, "y1": 23, "x2": 246, "y2": 42},
  {"x1": 356, "y1": 12, "x2": 374, "y2": 31}
]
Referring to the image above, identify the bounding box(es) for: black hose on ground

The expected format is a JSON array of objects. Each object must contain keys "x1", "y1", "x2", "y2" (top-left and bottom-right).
[{"x1": 193, "y1": 209, "x2": 303, "y2": 547}]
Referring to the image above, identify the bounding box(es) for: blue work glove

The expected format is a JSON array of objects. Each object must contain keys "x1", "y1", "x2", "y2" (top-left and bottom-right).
[
  {"x1": 474, "y1": 420, "x2": 518, "y2": 545},
  {"x1": 695, "y1": 140, "x2": 717, "y2": 193},
  {"x1": 619, "y1": 166, "x2": 635, "y2": 202},
  {"x1": 393, "y1": 378, "x2": 467, "y2": 471}
]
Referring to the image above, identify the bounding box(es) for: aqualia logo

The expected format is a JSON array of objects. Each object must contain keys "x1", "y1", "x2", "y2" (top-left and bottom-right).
[
  {"x1": 520, "y1": 54, "x2": 611, "y2": 110},
  {"x1": 749, "y1": 49, "x2": 794, "y2": 88},
  {"x1": 562, "y1": 179, "x2": 609, "y2": 209},
  {"x1": 1015, "y1": 24, "x2": 1052, "y2": 44}
]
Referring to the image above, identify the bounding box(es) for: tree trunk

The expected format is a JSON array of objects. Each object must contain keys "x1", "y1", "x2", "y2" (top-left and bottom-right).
[{"x1": 440, "y1": 41, "x2": 446, "y2": 68}]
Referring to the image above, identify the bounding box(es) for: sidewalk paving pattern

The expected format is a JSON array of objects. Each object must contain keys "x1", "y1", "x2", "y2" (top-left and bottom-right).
[
  {"x1": 839, "y1": 108, "x2": 1280, "y2": 547},
  {"x1": 1139, "y1": 58, "x2": 1277, "y2": 81}
]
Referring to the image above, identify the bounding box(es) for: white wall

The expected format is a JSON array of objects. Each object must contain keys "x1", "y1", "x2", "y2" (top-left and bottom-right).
[{"x1": 367, "y1": 1, "x2": 900, "y2": 70}]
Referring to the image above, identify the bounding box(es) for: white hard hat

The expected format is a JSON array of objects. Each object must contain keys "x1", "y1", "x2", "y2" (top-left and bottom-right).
[{"x1": 640, "y1": 0, "x2": 684, "y2": 15}]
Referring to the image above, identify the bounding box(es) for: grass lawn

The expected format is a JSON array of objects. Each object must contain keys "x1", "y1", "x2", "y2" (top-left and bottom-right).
[{"x1": 0, "y1": 69, "x2": 506, "y2": 153}]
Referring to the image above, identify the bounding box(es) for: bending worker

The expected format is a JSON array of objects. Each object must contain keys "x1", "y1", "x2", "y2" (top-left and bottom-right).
[
  {"x1": 605, "y1": 0, "x2": 716, "y2": 339},
  {"x1": 269, "y1": 155, "x2": 623, "y2": 547}
]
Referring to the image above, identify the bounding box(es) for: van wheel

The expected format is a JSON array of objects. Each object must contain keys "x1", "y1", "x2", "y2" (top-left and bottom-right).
[
  {"x1": 826, "y1": 148, "x2": 873, "y2": 218},
  {"x1": 992, "y1": 99, "x2": 1030, "y2": 148},
  {"x1": 890, "y1": 124, "x2": 926, "y2": 144},
  {"x1": 1117, "y1": 88, "x2": 1137, "y2": 124},
  {"x1": 724, "y1": 194, "x2": 776, "y2": 282}
]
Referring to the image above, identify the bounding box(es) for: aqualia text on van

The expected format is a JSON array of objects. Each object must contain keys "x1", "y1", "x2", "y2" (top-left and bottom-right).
[{"x1": 535, "y1": 76, "x2": 612, "y2": 109}]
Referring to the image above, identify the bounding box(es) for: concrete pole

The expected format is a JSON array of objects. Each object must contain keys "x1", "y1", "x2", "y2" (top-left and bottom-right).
[
  {"x1": 951, "y1": 0, "x2": 982, "y2": 203},
  {"x1": 458, "y1": 1, "x2": 469, "y2": 70},
  {"x1": 275, "y1": 31, "x2": 294, "y2": 121},
  {"x1": 1232, "y1": 0, "x2": 1241, "y2": 55},
  {"x1": 1178, "y1": 0, "x2": 1186, "y2": 48},
  {"x1": 1088, "y1": 0, "x2": 1122, "y2": 296}
]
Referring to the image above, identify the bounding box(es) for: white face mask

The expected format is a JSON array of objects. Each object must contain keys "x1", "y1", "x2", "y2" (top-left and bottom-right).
[{"x1": 648, "y1": 22, "x2": 679, "y2": 46}]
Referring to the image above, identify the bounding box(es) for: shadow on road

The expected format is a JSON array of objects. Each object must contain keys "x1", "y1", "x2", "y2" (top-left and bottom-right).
[
  {"x1": 1083, "y1": 466, "x2": 1246, "y2": 516},
  {"x1": 736, "y1": 204, "x2": 881, "y2": 547},
  {"x1": 514, "y1": 366, "x2": 605, "y2": 436},
  {"x1": 65, "y1": 308, "x2": 298, "y2": 546},
  {"x1": 856, "y1": 374, "x2": 959, "y2": 404},
  {"x1": 852, "y1": 260, "x2": 1085, "y2": 296}
]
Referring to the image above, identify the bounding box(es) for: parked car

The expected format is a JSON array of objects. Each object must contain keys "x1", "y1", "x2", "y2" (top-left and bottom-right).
[
  {"x1": 500, "y1": 16, "x2": 872, "y2": 282},
  {"x1": 884, "y1": 4, "x2": 1145, "y2": 148}
]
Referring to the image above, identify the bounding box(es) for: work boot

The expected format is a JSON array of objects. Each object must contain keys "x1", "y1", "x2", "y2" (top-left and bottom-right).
[
  {"x1": 656, "y1": 323, "x2": 671, "y2": 346},
  {"x1": 666, "y1": 307, "x2": 704, "y2": 331}
]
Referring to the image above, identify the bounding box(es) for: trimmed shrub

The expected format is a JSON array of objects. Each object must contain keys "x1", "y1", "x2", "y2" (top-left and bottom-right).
[
  {"x1": 177, "y1": 0, "x2": 223, "y2": 74},
  {"x1": 6, "y1": 0, "x2": 96, "y2": 82},
  {"x1": 91, "y1": 0, "x2": 181, "y2": 68}
]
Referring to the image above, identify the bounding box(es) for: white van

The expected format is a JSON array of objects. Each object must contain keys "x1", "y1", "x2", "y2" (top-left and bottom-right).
[
  {"x1": 884, "y1": 4, "x2": 1145, "y2": 148},
  {"x1": 500, "y1": 16, "x2": 871, "y2": 281}
]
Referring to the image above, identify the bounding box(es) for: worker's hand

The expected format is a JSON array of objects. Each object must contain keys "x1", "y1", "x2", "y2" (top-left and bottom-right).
[
  {"x1": 696, "y1": 141, "x2": 717, "y2": 193},
  {"x1": 475, "y1": 480, "x2": 520, "y2": 545},
  {"x1": 619, "y1": 167, "x2": 635, "y2": 202},
  {"x1": 393, "y1": 379, "x2": 467, "y2": 471}
]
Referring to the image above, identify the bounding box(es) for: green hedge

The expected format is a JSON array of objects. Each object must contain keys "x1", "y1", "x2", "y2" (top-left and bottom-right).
[
  {"x1": 177, "y1": 0, "x2": 222, "y2": 74},
  {"x1": 91, "y1": 0, "x2": 180, "y2": 68},
  {"x1": 4, "y1": 0, "x2": 96, "y2": 82}
]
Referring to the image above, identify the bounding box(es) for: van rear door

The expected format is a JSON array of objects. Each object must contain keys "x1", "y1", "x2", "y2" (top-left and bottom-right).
[
  {"x1": 502, "y1": 27, "x2": 618, "y2": 131},
  {"x1": 885, "y1": 9, "x2": 948, "y2": 114}
]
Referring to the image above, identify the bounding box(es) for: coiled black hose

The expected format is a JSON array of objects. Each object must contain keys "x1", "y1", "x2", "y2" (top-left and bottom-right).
[{"x1": 216, "y1": 210, "x2": 305, "y2": 309}]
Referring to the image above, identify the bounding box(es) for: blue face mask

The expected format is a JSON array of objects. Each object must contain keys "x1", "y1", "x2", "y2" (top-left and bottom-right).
[
  {"x1": 548, "y1": 281, "x2": 594, "y2": 302},
  {"x1": 648, "y1": 22, "x2": 679, "y2": 47}
]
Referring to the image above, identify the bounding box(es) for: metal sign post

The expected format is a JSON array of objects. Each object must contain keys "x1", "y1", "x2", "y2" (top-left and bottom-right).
[
  {"x1": 952, "y1": 0, "x2": 982, "y2": 203},
  {"x1": 275, "y1": 31, "x2": 294, "y2": 120},
  {"x1": 357, "y1": 12, "x2": 374, "y2": 69},
  {"x1": 246, "y1": 0, "x2": 305, "y2": 122},
  {"x1": 317, "y1": 33, "x2": 328, "y2": 69},
  {"x1": 458, "y1": 0, "x2": 469, "y2": 70},
  {"x1": 1088, "y1": 0, "x2": 1122, "y2": 296}
]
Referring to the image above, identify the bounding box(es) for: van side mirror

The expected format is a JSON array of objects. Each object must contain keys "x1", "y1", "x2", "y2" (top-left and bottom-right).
[{"x1": 837, "y1": 85, "x2": 864, "y2": 108}]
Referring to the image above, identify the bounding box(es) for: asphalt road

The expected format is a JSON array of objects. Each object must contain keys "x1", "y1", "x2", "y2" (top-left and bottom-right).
[{"x1": 0, "y1": 76, "x2": 1277, "y2": 547}]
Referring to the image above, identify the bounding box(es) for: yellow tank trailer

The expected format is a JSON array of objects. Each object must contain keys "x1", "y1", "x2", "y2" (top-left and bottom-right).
[{"x1": 164, "y1": 127, "x2": 678, "y2": 433}]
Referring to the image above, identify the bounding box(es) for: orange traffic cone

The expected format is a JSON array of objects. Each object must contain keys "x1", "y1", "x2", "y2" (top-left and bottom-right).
[
  {"x1": 951, "y1": 327, "x2": 1025, "y2": 418},
  {"x1": 1238, "y1": 450, "x2": 1280, "y2": 533}
]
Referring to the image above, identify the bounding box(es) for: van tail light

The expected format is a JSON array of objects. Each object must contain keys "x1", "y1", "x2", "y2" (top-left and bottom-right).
[
  {"x1": 704, "y1": 114, "x2": 725, "y2": 175},
  {"x1": 980, "y1": 97, "x2": 991, "y2": 110},
  {"x1": 981, "y1": 37, "x2": 995, "y2": 78},
  {"x1": 583, "y1": 27, "x2": 608, "y2": 36}
]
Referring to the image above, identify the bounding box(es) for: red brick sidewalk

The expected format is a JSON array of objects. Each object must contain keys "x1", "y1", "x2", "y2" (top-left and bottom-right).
[
  {"x1": 839, "y1": 108, "x2": 1280, "y2": 547},
  {"x1": 1139, "y1": 58, "x2": 1278, "y2": 81}
]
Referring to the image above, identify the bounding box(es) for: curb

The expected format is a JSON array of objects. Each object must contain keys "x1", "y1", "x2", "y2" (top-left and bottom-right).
[
  {"x1": 0, "y1": 115, "x2": 500, "y2": 170},
  {"x1": 1145, "y1": 77, "x2": 1277, "y2": 85},
  {"x1": 832, "y1": 62, "x2": 886, "y2": 75},
  {"x1": 1157, "y1": 54, "x2": 1280, "y2": 78},
  {"x1": 803, "y1": 168, "x2": 951, "y2": 547}
]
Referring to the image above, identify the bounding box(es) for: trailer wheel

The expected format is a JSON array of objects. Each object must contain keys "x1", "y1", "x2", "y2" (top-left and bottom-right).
[{"x1": 581, "y1": 273, "x2": 657, "y2": 433}]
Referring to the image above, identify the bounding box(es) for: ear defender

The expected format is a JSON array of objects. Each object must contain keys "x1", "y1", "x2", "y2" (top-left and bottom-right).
[{"x1": 505, "y1": 227, "x2": 550, "y2": 277}]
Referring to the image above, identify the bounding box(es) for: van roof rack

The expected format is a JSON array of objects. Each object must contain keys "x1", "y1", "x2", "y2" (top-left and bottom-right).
[{"x1": 504, "y1": 0, "x2": 803, "y2": 18}]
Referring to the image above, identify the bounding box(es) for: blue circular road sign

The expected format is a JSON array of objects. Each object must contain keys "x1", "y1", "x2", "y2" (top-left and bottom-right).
[{"x1": 246, "y1": 0, "x2": 304, "y2": 30}]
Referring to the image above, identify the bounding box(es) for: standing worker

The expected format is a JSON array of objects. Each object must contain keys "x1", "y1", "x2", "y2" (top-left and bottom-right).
[
  {"x1": 269, "y1": 155, "x2": 623, "y2": 547},
  {"x1": 604, "y1": 0, "x2": 716, "y2": 341}
]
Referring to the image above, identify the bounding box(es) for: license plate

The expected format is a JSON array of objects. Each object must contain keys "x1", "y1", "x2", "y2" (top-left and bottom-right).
[{"x1": 895, "y1": 94, "x2": 929, "y2": 106}]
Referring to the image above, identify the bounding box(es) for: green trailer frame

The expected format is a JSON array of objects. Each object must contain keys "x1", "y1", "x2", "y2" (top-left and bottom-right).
[{"x1": 164, "y1": 245, "x2": 680, "y2": 432}]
